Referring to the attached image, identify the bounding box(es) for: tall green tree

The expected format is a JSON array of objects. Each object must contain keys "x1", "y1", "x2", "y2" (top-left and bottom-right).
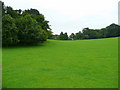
[
  {"x1": 59, "y1": 32, "x2": 64, "y2": 40},
  {"x1": 106, "y1": 23, "x2": 120, "y2": 37},
  {"x1": 15, "y1": 9, "x2": 22, "y2": 15},
  {"x1": 31, "y1": 15, "x2": 52, "y2": 38},
  {"x1": 2, "y1": 1, "x2": 52, "y2": 46},
  {"x1": 75, "y1": 31, "x2": 84, "y2": 40},
  {"x1": 15, "y1": 14, "x2": 47, "y2": 44},
  {"x1": 99, "y1": 28, "x2": 107, "y2": 38},
  {"x1": 2, "y1": 14, "x2": 19, "y2": 46},
  {"x1": 64, "y1": 32, "x2": 68, "y2": 40},
  {"x1": 23, "y1": 8, "x2": 40, "y2": 15},
  {"x1": 70, "y1": 33, "x2": 76, "y2": 40},
  {"x1": 6, "y1": 6, "x2": 18, "y2": 18}
]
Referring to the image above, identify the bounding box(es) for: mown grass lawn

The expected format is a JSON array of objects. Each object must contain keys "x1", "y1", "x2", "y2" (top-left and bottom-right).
[{"x1": 2, "y1": 37, "x2": 118, "y2": 88}]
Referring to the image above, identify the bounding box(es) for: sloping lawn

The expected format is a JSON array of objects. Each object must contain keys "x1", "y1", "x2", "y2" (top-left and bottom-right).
[{"x1": 2, "y1": 37, "x2": 118, "y2": 88}]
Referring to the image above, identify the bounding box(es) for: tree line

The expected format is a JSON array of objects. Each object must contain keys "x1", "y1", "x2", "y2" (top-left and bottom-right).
[
  {"x1": 2, "y1": 1, "x2": 52, "y2": 46},
  {"x1": 52, "y1": 23, "x2": 120, "y2": 40},
  {"x1": 1, "y1": 1, "x2": 120, "y2": 47}
]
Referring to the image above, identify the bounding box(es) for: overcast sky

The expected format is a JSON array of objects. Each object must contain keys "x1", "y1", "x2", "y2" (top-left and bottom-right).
[{"x1": 2, "y1": 0, "x2": 119, "y2": 35}]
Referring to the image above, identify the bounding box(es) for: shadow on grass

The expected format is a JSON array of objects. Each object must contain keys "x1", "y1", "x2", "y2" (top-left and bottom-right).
[{"x1": 2, "y1": 41, "x2": 49, "y2": 49}]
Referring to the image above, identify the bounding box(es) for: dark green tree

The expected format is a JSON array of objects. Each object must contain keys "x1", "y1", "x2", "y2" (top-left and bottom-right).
[
  {"x1": 75, "y1": 31, "x2": 84, "y2": 40},
  {"x1": 15, "y1": 9, "x2": 22, "y2": 15},
  {"x1": 59, "y1": 32, "x2": 64, "y2": 40},
  {"x1": 6, "y1": 6, "x2": 18, "y2": 18},
  {"x1": 31, "y1": 15, "x2": 52, "y2": 38},
  {"x1": 2, "y1": 1, "x2": 52, "y2": 46},
  {"x1": 15, "y1": 14, "x2": 47, "y2": 45},
  {"x1": 2, "y1": 14, "x2": 19, "y2": 46},
  {"x1": 23, "y1": 8, "x2": 40, "y2": 15},
  {"x1": 47, "y1": 30, "x2": 53, "y2": 39},
  {"x1": 99, "y1": 28, "x2": 107, "y2": 38},
  {"x1": 64, "y1": 32, "x2": 68, "y2": 40},
  {"x1": 82, "y1": 28, "x2": 91, "y2": 36},
  {"x1": 106, "y1": 23, "x2": 120, "y2": 37},
  {"x1": 69, "y1": 33, "x2": 76, "y2": 40}
]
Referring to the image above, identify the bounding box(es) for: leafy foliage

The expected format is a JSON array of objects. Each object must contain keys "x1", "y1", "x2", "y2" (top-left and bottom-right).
[
  {"x1": 2, "y1": 1, "x2": 52, "y2": 46},
  {"x1": 59, "y1": 32, "x2": 68, "y2": 40},
  {"x1": 69, "y1": 33, "x2": 76, "y2": 40},
  {"x1": 54, "y1": 24, "x2": 120, "y2": 40},
  {"x1": 16, "y1": 15, "x2": 47, "y2": 45},
  {"x1": 106, "y1": 24, "x2": 120, "y2": 37},
  {"x1": 23, "y1": 8, "x2": 40, "y2": 15},
  {"x1": 2, "y1": 14, "x2": 19, "y2": 46},
  {"x1": 71, "y1": 24, "x2": 120, "y2": 40}
]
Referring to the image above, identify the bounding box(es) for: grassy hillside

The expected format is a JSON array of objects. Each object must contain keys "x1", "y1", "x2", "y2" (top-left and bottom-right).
[{"x1": 2, "y1": 37, "x2": 118, "y2": 88}]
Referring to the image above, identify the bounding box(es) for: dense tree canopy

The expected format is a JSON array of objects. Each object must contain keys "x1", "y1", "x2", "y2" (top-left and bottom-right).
[
  {"x1": 2, "y1": 14, "x2": 19, "y2": 46},
  {"x1": 16, "y1": 15, "x2": 48, "y2": 45},
  {"x1": 59, "y1": 32, "x2": 68, "y2": 40},
  {"x1": 77, "y1": 24, "x2": 120, "y2": 40},
  {"x1": 53, "y1": 23, "x2": 120, "y2": 40},
  {"x1": 2, "y1": 1, "x2": 52, "y2": 46},
  {"x1": 23, "y1": 8, "x2": 40, "y2": 15},
  {"x1": 106, "y1": 24, "x2": 120, "y2": 37},
  {"x1": 24, "y1": 9, "x2": 52, "y2": 39},
  {"x1": 69, "y1": 33, "x2": 75, "y2": 40}
]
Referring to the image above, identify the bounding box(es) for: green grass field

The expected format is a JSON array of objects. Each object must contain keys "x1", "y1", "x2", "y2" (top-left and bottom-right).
[{"x1": 2, "y1": 37, "x2": 118, "y2": 88}]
